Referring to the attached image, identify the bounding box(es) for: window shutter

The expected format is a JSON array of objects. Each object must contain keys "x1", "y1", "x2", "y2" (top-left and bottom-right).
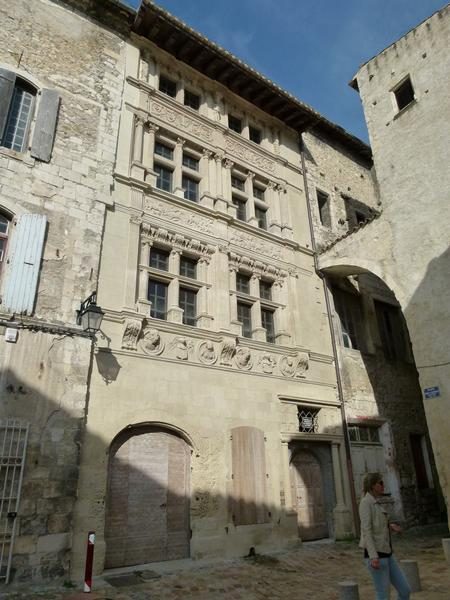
[
  {"x1": 30, "y1": 89, "x2": 60, "y2": 162},
  {"x1": 0, "y1": 68, "x2": 16, "y2": 140},
  {"x1": 2, "y1": 214, "x2": 47, "y2": 314},
  {"x1": 231, "y1": 426, "x2": 269, "y2": 526}
]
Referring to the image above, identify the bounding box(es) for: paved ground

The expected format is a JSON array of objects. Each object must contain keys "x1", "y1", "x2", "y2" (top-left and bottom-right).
[{"x1": 2, "y1": 526, "x2": 449, "y2": 599}]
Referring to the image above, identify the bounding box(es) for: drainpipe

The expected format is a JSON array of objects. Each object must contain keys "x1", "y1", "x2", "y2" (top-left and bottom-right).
[{"x1": 298, "y1": 133, "x2": 360, "y2": 536}]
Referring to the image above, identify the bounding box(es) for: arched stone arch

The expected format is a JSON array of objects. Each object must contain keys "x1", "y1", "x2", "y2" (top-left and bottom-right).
[{"x1": 105, "y1": 423, "x2": 192, "y2": 568}]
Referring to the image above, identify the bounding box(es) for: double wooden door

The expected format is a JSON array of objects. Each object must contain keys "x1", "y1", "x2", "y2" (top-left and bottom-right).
[
  {"x1": 291, "y1": 450, "x2": 328, "y2": 541},
  {"x1": 105, "y1": 429, "x2": 190, "y2": 568}
]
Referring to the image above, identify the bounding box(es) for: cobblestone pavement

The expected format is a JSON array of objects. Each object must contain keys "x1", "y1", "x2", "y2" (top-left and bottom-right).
[{"x1": 2, "y1": 527, "x2": 449, "y2": 600}]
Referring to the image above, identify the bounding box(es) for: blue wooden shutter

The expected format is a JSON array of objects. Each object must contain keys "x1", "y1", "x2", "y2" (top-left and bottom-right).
[
  {"x1": 0, "y1": 68, "x2": 16, "y2": 141},
  {"x1": 30, "y1": 89, "x2": 60, "y2": 162},
  {"x1": 2, "y1": 214, "x2": 47, "y2": 314}
]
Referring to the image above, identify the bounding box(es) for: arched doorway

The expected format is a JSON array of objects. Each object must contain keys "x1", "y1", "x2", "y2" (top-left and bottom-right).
[
  {"x1": 105, "y1": 426, "x2": 191, "y2": 568},
  {"x1": 290, "y1": 450, "x2": 328, "y2": 541}
]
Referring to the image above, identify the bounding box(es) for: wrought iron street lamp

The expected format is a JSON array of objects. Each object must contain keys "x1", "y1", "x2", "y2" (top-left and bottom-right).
[{"x1": 77, "y1": 292, "x2": 104, "y2": 334}]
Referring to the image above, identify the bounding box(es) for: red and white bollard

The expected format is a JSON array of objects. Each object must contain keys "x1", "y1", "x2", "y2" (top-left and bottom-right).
[{"x1": 84, "y1": 531, "x2": 95, "y2": 593}]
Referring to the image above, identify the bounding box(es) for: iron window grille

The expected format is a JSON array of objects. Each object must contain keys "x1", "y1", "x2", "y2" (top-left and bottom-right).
[{"x1": 297, "y1": 407, "x2": 320, "y2": 433}]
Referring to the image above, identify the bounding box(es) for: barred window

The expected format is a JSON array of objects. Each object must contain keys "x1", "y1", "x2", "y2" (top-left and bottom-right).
[{"x1": 298, "y1": 407, "x2": 320, "y2": 433}]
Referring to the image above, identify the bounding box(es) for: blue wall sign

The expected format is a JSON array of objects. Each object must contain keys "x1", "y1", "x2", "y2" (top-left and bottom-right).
[{"x1": 423, "y1": 386, "x2": 440, "y2": 399}]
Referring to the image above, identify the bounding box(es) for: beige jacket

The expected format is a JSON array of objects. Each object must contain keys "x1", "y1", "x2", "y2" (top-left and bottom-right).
[{"x1": 359, "y1": 492, "x2": 391, "y2": 559}]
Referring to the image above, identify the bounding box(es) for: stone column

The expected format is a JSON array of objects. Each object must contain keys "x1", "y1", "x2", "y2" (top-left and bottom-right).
[
  {"x1": 200, "y1": 150, "x2": 214, "y2": 209},
  {"x1": 123, "y1": 216, "x2": 141, "y2": 311},
  {"x1": 215, "y1": 157, "x2": 230, "y2": 213},
  {"x1": 267, "y1": 181, "x2": 282, "y2": 236},
  {"x1": 229, "y1": 265, "x2": 241, "y2": 335},
  {"x1": 246, "y1": 172, "x2": 257, "y2": 226},
  {"x1": 196, "y1": 257, "x2": 213, "y2": 328},
  {"x1": 137, "y1": 240, "x2": 152, "y2": 313},
  {"x1": 242, "y1": 113, "x2": 250, "y2": 139},
  {"x1": 173, "y1": 137, "x2": 185, "y2": 198},
  {"x1": 250, "y1": 274, "x2": 265, "y2": 341},
  {"x1": 215, "y1": 246, "x2": 232, "y2": 331},
  {"x1": 273, "y1": 278, "x2": 291, "y2": 345},
  {"x1": 167, "y1": 250, "x2": 183, "y2": 323},
  {"x1": 281, "y1": 441, "x2": 294, "y2": 510},
  {"x1": 130, "y1": 115, "x2": 146, "y2": 180},
  {"x1": 332, "y1": 442, "x2": 353, "y2": 540},
  {"x1": 279, "y1": 184, "x2": 293, "y2": 239},
  {"x1": 143, "y1": 123, "x2": 159, "y2": 186}
]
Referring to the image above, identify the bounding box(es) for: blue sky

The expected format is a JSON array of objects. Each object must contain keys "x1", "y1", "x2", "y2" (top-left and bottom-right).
[{"x1": 123, "y1": 0, "x2": 446, "y2": 142}]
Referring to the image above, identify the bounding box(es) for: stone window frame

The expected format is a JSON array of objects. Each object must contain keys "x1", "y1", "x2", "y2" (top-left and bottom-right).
[
  {"x1": 228, "y1": 252, "x2": 288, "y2": 344},
  {"x1": 391, "y1": 74, "x2": 416, "y2": 114},
  {"x1": 316, "y1": 189, "x2": 332, "y2": 229},
  {"x1": 139, "y1": 224, "x2": 215, "y2": 329},
  {"x1": 228, "y1": 165, "x2": 273, "y2": 231}
]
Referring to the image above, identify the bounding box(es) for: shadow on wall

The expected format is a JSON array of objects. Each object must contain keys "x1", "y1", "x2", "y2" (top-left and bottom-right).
[{"x1": 0, "y1": 366, "x2": 341, "y2": 585}]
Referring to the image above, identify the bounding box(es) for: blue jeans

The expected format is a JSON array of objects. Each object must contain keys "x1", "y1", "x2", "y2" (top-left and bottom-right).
[{"x1": 365, "y1": 556, "x2": 411, "y2": 599}]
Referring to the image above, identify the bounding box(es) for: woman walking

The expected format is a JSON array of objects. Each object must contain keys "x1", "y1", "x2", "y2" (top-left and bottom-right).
[{"x1": 359, "y1": 472, "x2": 411, "y2": 600}]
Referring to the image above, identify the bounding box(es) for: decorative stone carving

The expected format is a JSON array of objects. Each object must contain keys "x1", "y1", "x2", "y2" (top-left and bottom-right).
[
  {"x1": 150, "y1": 100, "x2": 214, "y2": 141},
  {"x1": 220, "y1": 339, "x2": 236, "y2": 366},
  {"x1": 235, "y1": 347, "x2": 253, "y2": 370},
  {"x1": 224, "y1": 136, "x2": 276, "y2": 174},
  {"x1": 171, "y1": 336, "x2": 192, "y2": 360},
  {"x1": 259, "y1": 353, "x2": 277, "y2": 374},
  {"x1": 295, "y1": 352, "x2": 310, "y2": 378},
  {"x1": 141, "y1": 223, "x2": 216, "y2": 259},
  {"x1": 230, "y1": 230, "x2": 282, "y2": 260},
  {"x1": 144, "y1": 198, "x2": 214, "y2": 234},
  {"x1": 121, "y1": 318, "x2": 143, "y2": 351},
  {"x1": 198, "y1": 340, "x2": 217, "y2": 365},
  {"x1": 140, "y1": 328, "x2": 164, "y2": 356},
  {"x1": 279, "y1": 352, "x2": 309, "y2": 378},
  {"x1": 280, "y1": 355, "x2": 296, "y2": 378}
]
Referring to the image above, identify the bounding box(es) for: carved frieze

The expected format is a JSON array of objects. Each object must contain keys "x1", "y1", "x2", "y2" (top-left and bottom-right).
[
  {"x1": 144, "y1": 198, "x2": 215, "y2": 234},
  {"x1": 229, "y1": 230, "x2": 282, "y2": 260},
  {"x1": 150, "y1": 100, "x2": 214, "y2": 142},
  {"x1": 170, "y1": 336, "x2": 193, "y2": 360},
  {"x1": 121, "y1": 318, "x2": 143, "y2": 350},
  {"x1": 142, "y1": 223, "x2": 215, "y2": 259},
  {"x1": 225, "y1": 136, "x2": 275, "y2": 174},
  {"x1": 258, "y1": 353, "x2": 277, "y2": 374},
  {"x1": 280, "y1": 352, "x2": 310, "y2": 378},
  {"x1": 235, "y1": 347, "x2": 253, "y2": 370},
  {"x1": 220, "y1": 339, "x2": 236, "y2": 366},
  {"x1": 198, "y1": 340, "x2": 218, "y2": 365},
  {"x1": 140, "y1": 328, "x2": 165, "y2": 356}
]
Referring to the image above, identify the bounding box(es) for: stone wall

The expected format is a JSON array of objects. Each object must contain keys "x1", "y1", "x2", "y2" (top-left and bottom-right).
[{"x1": 0, "y1": 0, "x2": 129, "y2": 582}]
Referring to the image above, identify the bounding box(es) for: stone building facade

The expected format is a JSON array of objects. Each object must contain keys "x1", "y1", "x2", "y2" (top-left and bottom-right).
[
  {"x1": 320, "y1": 3, "x2": 450, "y2": 526},
  {"x1": 0, "y1": 0, "x2": 130, "y2": 583},
  {"x1": 0, "y1": 0, "x2": 445, "y2": 585}
]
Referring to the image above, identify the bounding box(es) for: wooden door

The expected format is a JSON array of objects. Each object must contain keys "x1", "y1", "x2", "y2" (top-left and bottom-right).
[
  {"x1": 291, "y1": 450, "x2": 328, "y2": 540},
  {"x1": 351, "y1": 444, "x2": 386, "y2": 502},
  {"x1": 105, "y1": 429, "x2": 190, "y2": 568}
]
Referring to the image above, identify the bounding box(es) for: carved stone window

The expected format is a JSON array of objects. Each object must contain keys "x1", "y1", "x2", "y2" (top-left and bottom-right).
[
  {"x1": 249, "y1": 125, "x2": 261, "y2": 145},
  {"x1": 140, "y1": 225, "x2": 214, "y2": 328},
  {"x1": 184, "y1": 89, "x2": 200, "y2": 111},
  {"x1": 297, "y1": 407, "x2": 320, "y2": 433},
  {"x1": 228, "y1": 114, "x2": 242, "y2": 134},
  {"x1": 159, "y1": 74, "x2": 177, "y2": 98}
]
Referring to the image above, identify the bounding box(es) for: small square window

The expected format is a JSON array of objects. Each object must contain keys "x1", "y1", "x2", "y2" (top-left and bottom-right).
[
  {"x1": 180, "y1": 256, "x2": 197, "y2": 279},
  {"x1": 298, "y1": 407, "x2": 319, "y2": 433},
  {"x1": 228, "y1": 115, "x2": 242, "y2": 133},
  {"x1": 182, "y1": 153, "x2": 199, "y2": 171},
  {"x1": 150, "y1": 247, "x2": 169, "y2": 271},
  {"x1": 253, "y1": 186, "x2": 265, "y2": 201},
  {"x1": 394, "y1": 76, "x2": 415, "y2": 111},
  {"x1": 231, "y1": 175, "x2": 245, "y2": 191},
  {"x1": 159, "y1": 75, "x2": 177, "y2": 98},
  {"x1": 182, "y1": 175, "x2": 199, "y2": 202},
  {"x1": 184, "y1": 90, "x2": 200, "y2": 110},
  {"x1": 236, "y1": 273, "x2": 250, "y2": 294},
  {"x1": 232, "y1": 195, "x2": 247, "y2": 221},
  {"x1": 259, "y1": 280, "x2": 272, "y2": 300},
  {"x1": 255, "y1": 206, "x2": 267, "y2": 230},
  {"x1": 155, "y1": 164, "x2": 173, "y2": 192},
  {"x1": 261, "y1": 308, "x2": 275, "y2": 343},
  {"x1": 155, "y1": 142, "x2": 173, "y2": 160},
  {"x1": 237, "y1": 301, "x2": 252, "y2": 338},
  {"x1": 249, "y1": 126, "x2": 261, "y2": 144}
]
